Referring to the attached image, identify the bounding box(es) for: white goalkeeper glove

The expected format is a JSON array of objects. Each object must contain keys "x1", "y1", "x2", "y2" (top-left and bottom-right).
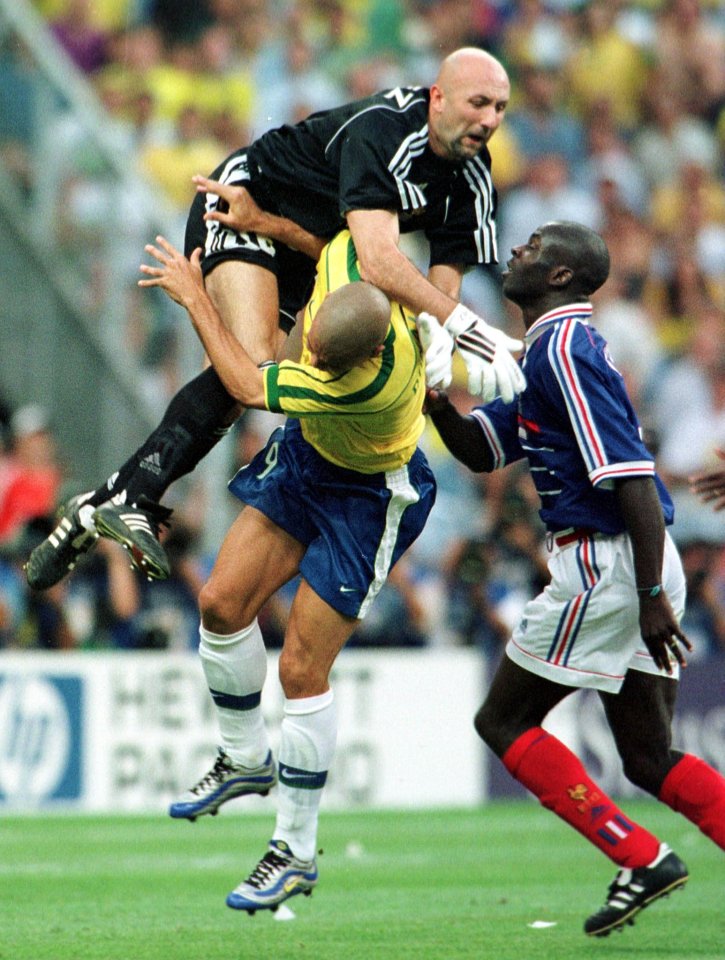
[
  {"x1": 415, "y1": 311, "x2": 454, "y2": 389},
  {"x1": 444, "y1": 303, "x2": 526, "y2": 403}
]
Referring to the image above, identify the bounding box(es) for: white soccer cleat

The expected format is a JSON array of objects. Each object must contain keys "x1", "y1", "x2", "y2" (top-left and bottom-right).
[{"x1": 169, "y1": 749, "x2": 277, "y2": 821}]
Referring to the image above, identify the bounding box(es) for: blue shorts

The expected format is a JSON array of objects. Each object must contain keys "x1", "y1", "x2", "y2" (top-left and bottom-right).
[{"x1": 228, "y1": 420, "x2": 436, "y2": 618}]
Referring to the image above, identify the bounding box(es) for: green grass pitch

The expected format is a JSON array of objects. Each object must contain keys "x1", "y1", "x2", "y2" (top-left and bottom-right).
[{"x1": 3, "y1": 801, "x2": 722, "y2": 960}]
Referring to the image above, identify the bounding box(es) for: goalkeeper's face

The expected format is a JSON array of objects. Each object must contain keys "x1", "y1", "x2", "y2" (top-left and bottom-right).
[{"x1": 429, "y1": 66, "x2": 509, "y2": 163}]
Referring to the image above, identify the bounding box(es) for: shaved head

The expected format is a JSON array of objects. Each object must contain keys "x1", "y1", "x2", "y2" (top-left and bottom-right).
[
  {"x1": 540, "y1": 221, "x2": 611, "y2": 296},
  {"x1": 428, "y1": 47, "x2": 509, "y2": 163},
  {"x1": 310, "y1": 282, "x2": 391, "y2": 371},
  {"x1": 502, "y1": 221, "x2": 611, "y2": 323},
  {"x1": 435, "y1": 47, "x2": 509, "y2": 95}
]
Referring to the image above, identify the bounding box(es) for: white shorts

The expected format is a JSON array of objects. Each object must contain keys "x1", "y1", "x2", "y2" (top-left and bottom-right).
[{"x1": 506, "y1": 531, "x2": 686, "y2": 693}]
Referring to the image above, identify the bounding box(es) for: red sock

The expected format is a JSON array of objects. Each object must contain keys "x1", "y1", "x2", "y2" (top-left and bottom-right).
[
  {"x1": 659, "y1": 754, "x2": 725, "y2": 849},
  {"x1": 503, "y1": 727, "x2": 660, "y2": 868}
]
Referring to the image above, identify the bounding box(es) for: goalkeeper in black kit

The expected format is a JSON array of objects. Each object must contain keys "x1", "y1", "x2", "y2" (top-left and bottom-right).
[{"x1": 26, "y1": 46, "x2": 525, "y2": 589}]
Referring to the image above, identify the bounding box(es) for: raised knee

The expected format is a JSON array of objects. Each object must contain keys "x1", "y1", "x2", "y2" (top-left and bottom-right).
[{"x1": 199, "y1": 579, "x2": 241, "y2": 634}]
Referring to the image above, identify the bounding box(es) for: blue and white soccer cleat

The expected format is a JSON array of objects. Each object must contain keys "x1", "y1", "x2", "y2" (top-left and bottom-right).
[
  {"x1": 169, "y1": 748, "x2": 276, "y2": 821},
  {"x1": 226, "y1": 840, "x2": 318, "y2": 914}
]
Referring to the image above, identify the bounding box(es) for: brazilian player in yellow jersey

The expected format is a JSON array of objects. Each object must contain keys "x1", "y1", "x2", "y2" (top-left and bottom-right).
[
  {"x1": 265, "y1": 230, "x2": 427, "y2": 473},
  {"x1": 138, "y1": 228, "x2": 436, "y2": 914}
]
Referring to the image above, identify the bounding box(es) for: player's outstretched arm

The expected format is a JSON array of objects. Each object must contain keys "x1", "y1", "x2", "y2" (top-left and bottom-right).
[
  {"x1": 615, "y1": 476, "x2": 692, "y2": 673},
  {"x1": 139, "y1": 236, "x2": 266, "y2": 408},
  {"x1": 192, "y1": 175, "x2": 326, "y2": 260},
  {"x1": 346, "y1": 208, "x2": 525, "y2": 403},
  {"x1": 347, "y1": 208, "x2": 462, "y2": 318},
  {"x1": 425, "y1": 389, "x2": 494, "y2": 473},
  {"x1": 689, "y1": 449, "x2": 725, "y2": 511}
]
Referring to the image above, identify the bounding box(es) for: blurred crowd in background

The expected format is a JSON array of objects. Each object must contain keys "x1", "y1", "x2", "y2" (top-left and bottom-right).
[{"x1": 1, "y1": 0, "x2": 724, "y2": 657}]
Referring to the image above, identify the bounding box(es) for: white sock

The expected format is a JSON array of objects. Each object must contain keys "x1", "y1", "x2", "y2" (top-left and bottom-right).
[
  {"x1": 274, "y1": 690, "x2": 337, "y2": 862},
  {"x1": 199, "y1": 621, "x2": 269, "y2": 768}
]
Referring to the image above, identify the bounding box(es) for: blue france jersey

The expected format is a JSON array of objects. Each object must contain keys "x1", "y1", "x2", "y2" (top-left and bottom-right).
[{"x1": 472, "y1": 303, "x2": 674, "y2": 533}]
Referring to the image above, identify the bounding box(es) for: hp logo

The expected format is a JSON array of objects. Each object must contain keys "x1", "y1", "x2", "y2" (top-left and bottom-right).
[{"x1": 0, "y1": 674, "x2": 83, "y2": 805}]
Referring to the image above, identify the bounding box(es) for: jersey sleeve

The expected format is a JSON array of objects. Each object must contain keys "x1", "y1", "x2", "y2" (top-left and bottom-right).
[
  {"x1": 546, "y1": 321, "x2": 655, "y2": 488},
  {"x1": 469, "y1": 398, "x2": 524, "y2": 469}
]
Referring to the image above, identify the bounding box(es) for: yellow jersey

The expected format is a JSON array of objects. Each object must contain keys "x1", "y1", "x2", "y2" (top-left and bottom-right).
[{"x1": 263, "y1": 231, "x2": 426, "y2": 473}]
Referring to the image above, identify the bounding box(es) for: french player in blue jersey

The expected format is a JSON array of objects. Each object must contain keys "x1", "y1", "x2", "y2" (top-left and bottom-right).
[{"x1": 426, "y1": 221, "x2": 725, "y2": 937}]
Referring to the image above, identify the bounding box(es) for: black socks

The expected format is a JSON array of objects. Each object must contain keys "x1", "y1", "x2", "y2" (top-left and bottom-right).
[{"x1": 90, "y1": 366, "x2": 240, "y2": 506}]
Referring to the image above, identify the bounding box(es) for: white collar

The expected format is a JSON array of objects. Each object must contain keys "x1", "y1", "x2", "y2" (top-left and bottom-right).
[{"x1": 524, "y1": 302, "x2": 593, "y2": 346}]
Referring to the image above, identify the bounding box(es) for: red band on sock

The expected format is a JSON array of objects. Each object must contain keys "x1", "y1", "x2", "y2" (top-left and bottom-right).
[
  {"x1": 660, "y1": 754, "x2": 725, "y2": 849},
  {"x1": 502, "y1": 726, "x2": 551, "y2": 774},
  {"x1": 502, "y1": 727, "x2": 660, "y2": 868}
]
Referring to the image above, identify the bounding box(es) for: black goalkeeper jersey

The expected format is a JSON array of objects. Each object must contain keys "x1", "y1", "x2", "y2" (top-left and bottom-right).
[{"x1": 246, "y1": 86, "x2": 499, "y2": 268}]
